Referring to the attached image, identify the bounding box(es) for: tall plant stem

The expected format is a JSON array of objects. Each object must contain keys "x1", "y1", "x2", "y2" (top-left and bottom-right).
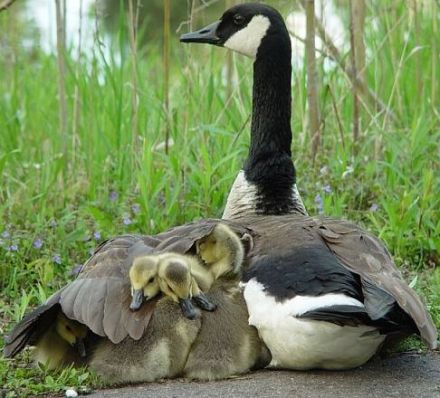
[
  {"x1": 303, "y1": 0, "x2": 321, "y2": 162},
  {"x1": 55, "y1": 0, "x2": 68, "y2": 171},
  {"x1": 163, "y1": 0, "x2": 171, "y2": 154}
]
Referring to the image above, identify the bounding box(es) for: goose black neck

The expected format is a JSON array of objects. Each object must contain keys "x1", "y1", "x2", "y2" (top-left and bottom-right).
[{"x1": 243, "y1": 28, "x2": 297, "y2": 215}]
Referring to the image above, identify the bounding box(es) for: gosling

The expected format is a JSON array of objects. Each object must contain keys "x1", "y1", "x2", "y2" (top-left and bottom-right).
[
  {"x1": 157, "y1": 254, "x2": 217, "y2": 319},
  {"x1": 33, "y1": 313, "x2": 88, "y2": 369},
  {"x1": 185, "y1": 224, "x2": 271, "y2": 380},
  {"x1": 128, "y1": 254, "x2": 161, "y2": 311},
  {"x1": 196, "y1": 223, "x2": 245, "y2": 279},
  {"x1": 129, "y1": 253, "x2": 216, "y2": 318}
]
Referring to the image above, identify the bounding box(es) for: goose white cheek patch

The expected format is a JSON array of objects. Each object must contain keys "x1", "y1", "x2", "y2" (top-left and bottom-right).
[{"x1": 224, "y1": 15, "x2": 271, "y2": 58}]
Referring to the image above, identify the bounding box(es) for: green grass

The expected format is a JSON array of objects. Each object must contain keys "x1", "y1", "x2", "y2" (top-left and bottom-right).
[{"x1": 1, "y1": 1, "x2": 439, "y2": 396}]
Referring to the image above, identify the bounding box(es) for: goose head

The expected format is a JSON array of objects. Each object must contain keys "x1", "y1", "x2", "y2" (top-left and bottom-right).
[
  {"x1": 182, "y1": 4, "x2": 307, "y2": 218},
  {"x1": 180, "y1": 3, "x2": 287, "y2": 59},
  {"x1": 129, "y1": 256, "x2": 161, "y2": 311},
  {"x1": 55, "y1": 313, "x2": 87, "y2": 357},
  {"x1": 157, "y1": 255, "x2": 199, "y2": 320}
]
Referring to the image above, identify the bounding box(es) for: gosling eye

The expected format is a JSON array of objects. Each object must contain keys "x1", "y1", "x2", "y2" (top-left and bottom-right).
[
  {"x1": 233, "y1": 14, "x2": 245, "y2": 26},
  {"x1": 66, "y1": 325, "x2": 72, "y2": 333},
  {"x1": 148, "y1": 276, "x2": 155, "y2": 284}
]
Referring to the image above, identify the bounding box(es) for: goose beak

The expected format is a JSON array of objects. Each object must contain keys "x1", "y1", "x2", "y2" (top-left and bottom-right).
[
  {"x1": 130, "y1": 289, "x2": 144, "y2": 311},
  {"x1": 179, "y1": 298, "x2": 199, "y2": 320},
  {"x1": 180, "y1": 21, "x2": 222, "y2": 45},
  {"x1": 74, "y1": 338, "x2": 86, "y2": 358}
]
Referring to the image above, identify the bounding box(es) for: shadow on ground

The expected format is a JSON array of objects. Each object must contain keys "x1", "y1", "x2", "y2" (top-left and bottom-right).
[{"x1": 62, "y1": 352, "x2": 440, "y2": 398}]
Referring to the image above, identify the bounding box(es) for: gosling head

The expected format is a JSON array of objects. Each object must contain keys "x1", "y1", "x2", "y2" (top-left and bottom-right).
[
  {"x1": 196, "y1": 223, "x2": 244, "y2": 276},
  {"x1": 180, "y1": 3, "x2": 289, "y2": 59},
  {"x1": 55, "y1": 314, "x2": 88, "y2": 357},
  {"x1": 158, "y1": 256, "x2": 198, "y2": 320},
  {"x1": 129, "y1": 255, "x2": 161, "y2": 311}
]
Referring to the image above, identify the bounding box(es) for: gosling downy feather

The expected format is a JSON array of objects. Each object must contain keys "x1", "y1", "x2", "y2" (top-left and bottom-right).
[
  {"x1": 156, "y1": 254, "x2": 216, "y2": 319},
  {"x1": 180, "y1": 2, "x2": 437, "y2": 369},
  {"x1": 196, "y1": 223, "x2": 245, "y2": 278},
  {"x1": 33, "y1": 313, "x2": 88, "y2": 369},
  {"x1": 129, "y1": 254, "x2": 161, "y2": 311},
  {"x1": 89, "y1": 297, "x2": 202, "y2": 385},
  {"x1": 183, "y1": 279, "x2": 270, "y2": 381}
]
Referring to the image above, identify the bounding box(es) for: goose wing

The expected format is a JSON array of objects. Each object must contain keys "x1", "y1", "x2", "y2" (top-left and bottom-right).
[
  {"x1": 4, "y1": 220, "x2": 251, "y2": 356},
  {"x1": 239, "y1": 214, "x2": 437, "y2": 348},
  {"x1": 3, "y1": 295, "x2": 61, "y2": 358},
  {"x1": 315, "y1": 217, "x2": 438, "y2": 349},
  {"x1": 60, "y1": 234, "x2": 159, "y2": 344}
]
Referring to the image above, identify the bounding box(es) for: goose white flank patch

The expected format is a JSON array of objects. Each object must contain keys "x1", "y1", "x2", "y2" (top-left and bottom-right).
[{"x1": 243, "y1": 279, "x2": 385, "y2": 370}]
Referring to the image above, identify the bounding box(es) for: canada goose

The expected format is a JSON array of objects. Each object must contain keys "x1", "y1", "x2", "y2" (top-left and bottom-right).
[
  {"x1": 180, "y1": 2, "x2": 437, "y2": 369},
  {"x1": 4, "y1": 3, "x2": 436, "y2": 378},
  {"x1": 33, "y1": 313, "x2": 87, "y2": 369}
]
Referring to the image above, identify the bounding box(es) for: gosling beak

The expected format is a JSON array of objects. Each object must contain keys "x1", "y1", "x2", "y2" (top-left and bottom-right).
[
  {"x1": 193, "y1": 293, "x2": 217, "y2": 312},
  {"x1": 179, "y1": 298, "x2": 198, "y2": 320},
  {"x1": 74, "y1": 338, "x2": 86, "y2": 358},
  {"x1": 180, "y1": 21, "x2": 221, "y2": 45},
  {"x1": 130, "y1": 289, "x2": 144, "y2": 311}
]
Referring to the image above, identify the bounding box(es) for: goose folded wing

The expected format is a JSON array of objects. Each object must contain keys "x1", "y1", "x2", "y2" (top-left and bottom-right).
[
  {"x1": 4, "y1": 220, "x2": 252, "y2": 353},
  {"x1": 315, "y1": 218, "x2": 438, "y2": 349}
]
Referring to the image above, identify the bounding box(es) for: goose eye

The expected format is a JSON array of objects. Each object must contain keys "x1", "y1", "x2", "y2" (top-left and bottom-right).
[{"x1": 233, "y1": 14, "x2": 245, "y2": 26}]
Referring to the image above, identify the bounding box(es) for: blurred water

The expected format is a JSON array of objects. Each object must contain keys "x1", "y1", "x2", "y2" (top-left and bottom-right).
[
  {"x1": 24, "y1": 0, "x2": 99, "y2": 55},
  {"x1": 23, "y1": 0, "x2": 345, "y2": 69}
]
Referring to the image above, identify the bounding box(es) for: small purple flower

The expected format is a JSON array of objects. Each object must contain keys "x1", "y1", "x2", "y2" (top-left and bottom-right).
[
  {"x1": 33, "y1": 238, "x2": 43, "y2": 250},
  {"x1": 1, "y1": 230, "x2": 10, "y2": 239},
  {"x1": 323, "y1": 184, "x2": 332, "y2": 194},
  {"x1": 49, "y1": 219, "x2": 57, "y2": 228},
  {"x1": 93, "y1": 231, "x2": 101, "y2": 241},
  {"x1": 109, "y1": 191, "x2": 119, "y2": 202},
  {"x1": 8, "y1": 244, "x2": 18, "y2": 251},
  {"x1": 131, "y1": 203, "x2": 141, "y2": 214},
  {"x1": 123, "y1": 215, "x2": 132, "y2": 225},
  {"x1": 70, "y1": 263, "x2": 83, "y2": 276},
  {"x1": 315, "y1": 194, "x2": 324, "y2": 215},
  {"x1": 369, "y1": 203, "x2": 379, "y2": 212},
  {"x1": 53, "y1": 253, "x2": 62, "y2": 264}
]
